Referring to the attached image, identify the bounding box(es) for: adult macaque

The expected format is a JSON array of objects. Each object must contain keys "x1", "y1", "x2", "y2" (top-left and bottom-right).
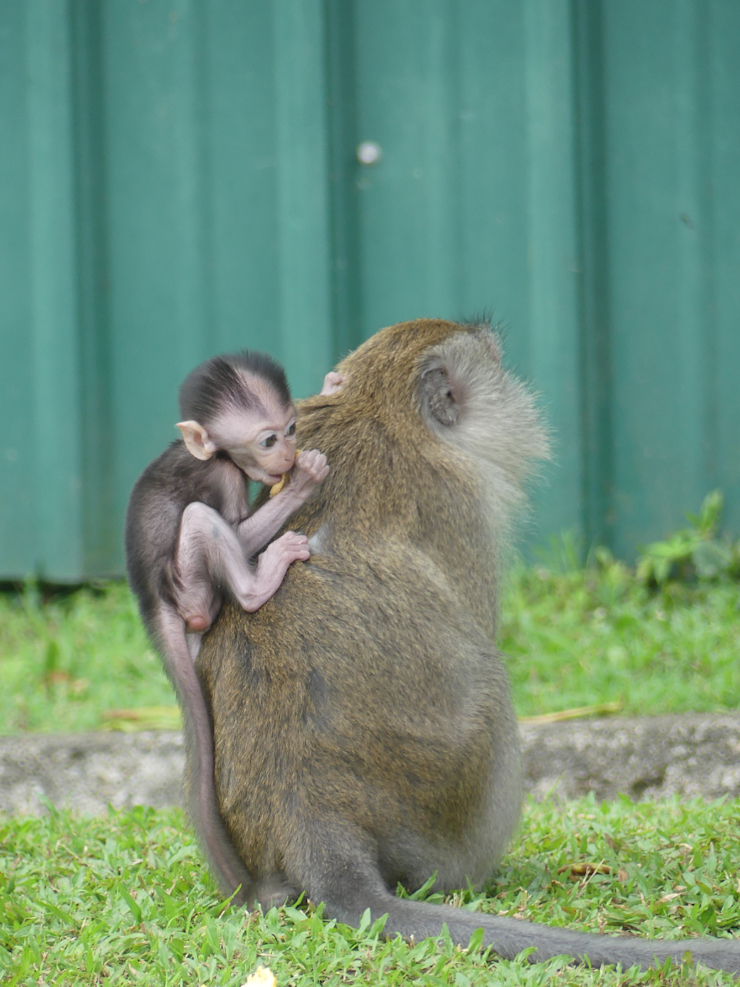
[
  {"x1": 125, "y1": 350, "x2": 331, "y2": 895},
  {"x1": 193, "y1": 321, "x2": 739, "y2": 974}
]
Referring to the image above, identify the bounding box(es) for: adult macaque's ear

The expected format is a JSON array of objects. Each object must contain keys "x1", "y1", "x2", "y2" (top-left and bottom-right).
[
  {"x1": 176, "y1": 420, "x2": 217, "y2": 460},
  {"x1": 418, "y1": 363, "x2": 460, "y2": 427}
]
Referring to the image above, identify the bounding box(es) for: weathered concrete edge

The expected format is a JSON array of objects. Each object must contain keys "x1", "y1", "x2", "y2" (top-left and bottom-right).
[
  {"x1": 520, "y1": 711, "x2": 740, "y2": 802},
  {"x1": 1, "y1": 713, "x2": 740, "y2": 816},
  {"x1": 0, "y1": 730, "x2": 186, "y2": 817}
]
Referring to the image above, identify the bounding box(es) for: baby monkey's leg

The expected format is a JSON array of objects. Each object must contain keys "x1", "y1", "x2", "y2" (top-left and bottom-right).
[
  {"x1": 176, "y1": 503, "x2": 228, "y2": 632},
  {"x1": 176, "y1": 503, "x2": 309, "y2": 628}
]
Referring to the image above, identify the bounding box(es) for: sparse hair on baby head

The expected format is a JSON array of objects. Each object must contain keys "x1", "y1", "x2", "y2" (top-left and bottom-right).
[{"x1": 179, "y1": 350, "x2": 292, "y2": 425}]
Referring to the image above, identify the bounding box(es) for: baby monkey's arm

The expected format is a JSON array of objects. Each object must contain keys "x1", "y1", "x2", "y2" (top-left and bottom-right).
[
  {"x1": 236, "y1": 450, "x2": 329, "y2": 556},
  {"x1": 236, "y1": 371, "x2": 341, "y2": 554}
]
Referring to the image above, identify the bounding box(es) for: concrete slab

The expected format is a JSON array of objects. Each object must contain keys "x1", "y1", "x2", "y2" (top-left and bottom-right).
[{"x1": 1, "y1": 713, "x2": 739, "y2": 816}]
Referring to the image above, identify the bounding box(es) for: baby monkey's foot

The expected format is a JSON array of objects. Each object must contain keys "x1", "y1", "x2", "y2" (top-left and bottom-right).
[{"x1": 271, "y1": 530, "x2": 311, "y2": 563}]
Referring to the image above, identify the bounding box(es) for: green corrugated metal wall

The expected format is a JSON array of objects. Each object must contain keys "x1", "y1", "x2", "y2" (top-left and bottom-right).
[{"x1": 1, "y1": 0, "x2": 738, "y2": 581}]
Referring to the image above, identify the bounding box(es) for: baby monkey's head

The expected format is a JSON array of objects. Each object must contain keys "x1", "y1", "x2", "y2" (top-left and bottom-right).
[{"x1": 176, "y1": 351, "x2": 297, "y2": 486}]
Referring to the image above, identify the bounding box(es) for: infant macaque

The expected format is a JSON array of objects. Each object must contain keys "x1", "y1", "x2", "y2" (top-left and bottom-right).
[{"x1": 125, "y1": 351, "x2": 334, "y2": 660}]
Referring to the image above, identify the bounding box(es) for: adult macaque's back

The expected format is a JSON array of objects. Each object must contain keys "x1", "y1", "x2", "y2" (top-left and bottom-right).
[{"x1": 194, "y1": 319, "x2": 740, "y2": 974}]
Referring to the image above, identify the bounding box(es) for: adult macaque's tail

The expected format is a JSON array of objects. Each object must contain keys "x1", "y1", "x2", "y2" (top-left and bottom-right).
[{"x1": 318, "y1": 879, "x2": 740, "y2": 974}]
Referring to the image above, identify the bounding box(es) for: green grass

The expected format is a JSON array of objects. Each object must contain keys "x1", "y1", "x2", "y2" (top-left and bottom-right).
[
  {"x1": 1, "y1": 558, "x2": 739, "y2": 734},
  {"x1": 2, "y1": 547, "x2": 738, "y2": 983},
  {"x1": 0, "y1": 582, "x2": 174, "y2": 735},
  {"x1": 2, "y1": 796, "x2": 739, "y2": 985},
  {"x1": 500, "y1": 564, "x2": 740, "y2": 718}
]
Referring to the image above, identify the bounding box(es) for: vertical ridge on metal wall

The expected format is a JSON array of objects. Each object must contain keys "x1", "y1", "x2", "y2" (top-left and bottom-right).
[
  {"x1": 70, "y1": 0, "x2": 116, "y2": 577},
  {"x1": 325, "y1": 0, "x2": 363, "y2": 359},
  {"x1": 712, "y1": 1, "x2": 740, "y2": 534},
  {"x1": 523, "y1": 0, "x2": 584, "y2": 545},
  {"x1": 572, "y1": 0, "x2": 614, "y2": 552},
  {"x1": 419, "y1": 0, "x2": 463, "y2": 321},
  {"x1": 674, "y1": 0, "x2": 716, "y2": 503},
  {"x1": 26, "y1": 0, "x2": 85, "y2": 580},
  {"x1": 273, "y1": 0, "x2": 334, "y2": 399},
  {"x1": 170, "y1": 0, "x2": 214, "y2": 374},
  {"x1": 0, "y1": 3, "x2": 35, "y2": 578}
]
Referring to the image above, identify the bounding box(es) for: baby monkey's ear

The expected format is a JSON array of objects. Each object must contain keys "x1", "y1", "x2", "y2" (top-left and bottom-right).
[{"x1": 176, "y1": 420, "x2": 218, "y2": 460}]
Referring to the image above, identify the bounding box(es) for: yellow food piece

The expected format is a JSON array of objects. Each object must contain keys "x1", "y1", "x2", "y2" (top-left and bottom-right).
[
  {"x1": 269, "y1": 476, "x2": 287, "y2": 497},
  {"x1": 269, "y1": 451, "x2": 301, "y2": 498},
  {"x1": 242, "y1": 967, "x2": 277, "y2": 987}
]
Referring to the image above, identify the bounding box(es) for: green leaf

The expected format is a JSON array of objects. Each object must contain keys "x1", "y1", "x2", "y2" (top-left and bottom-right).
[
  {"x1": 466, "y1": 926, "x2": 484, "y2": 952},
  {"x1": 205, "y1": 915, "x2": 221, "y2": 954},
  {"x1": 43, "y1": 639, "x2": 60, "y2": 676},
  {"x1": 695, "y1": 490, "x2": 724, "y2": 536},
  {"x1": 42, "y1": 900, "x2": 76, "y2": 927},
  {"x1": 117, "y1": 884, "x2": 142, "y2": 924},
  {"x1": 408, "y1": 872, "x2": 438, "y2": 901},
  {"x1": 693, "y1": 540, "x2": 732, "y2": 579},
  {"x1": 356, "y1": 907, "x2": 372, "y2": 935}
]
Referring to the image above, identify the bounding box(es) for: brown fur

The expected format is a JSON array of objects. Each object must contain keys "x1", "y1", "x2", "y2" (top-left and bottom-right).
[{"x1": 192, "y1": 319, "x2": 740, "y2": 973}]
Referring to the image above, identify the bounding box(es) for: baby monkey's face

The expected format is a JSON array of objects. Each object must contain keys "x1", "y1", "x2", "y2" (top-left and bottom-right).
[
  {"x1": 222, "y1": 405, "x2": 298, "y2": 485},
  {"x1": 177, "y1": 400, "x2": 298, "y2": 486}
]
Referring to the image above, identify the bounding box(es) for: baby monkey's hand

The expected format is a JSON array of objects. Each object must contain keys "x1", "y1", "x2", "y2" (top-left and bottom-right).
[
  {"x1": 269, "y1": 449, "x2": 330, "y2": 499},
  {"x1": 292, "y1": 449, "x2": 330, "y2": 494},
  {"x1": 320, "y1": 371, "x2": 346, "y2": 396}
]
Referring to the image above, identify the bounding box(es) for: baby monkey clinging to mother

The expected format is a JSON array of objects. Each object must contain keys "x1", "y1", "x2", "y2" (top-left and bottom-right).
[
  {"x1": 125, "y1": 351, "x2": 336, "y2": 891},
  {"x1": 126, "y1": 350, "x2": 334, "y2": 648}
]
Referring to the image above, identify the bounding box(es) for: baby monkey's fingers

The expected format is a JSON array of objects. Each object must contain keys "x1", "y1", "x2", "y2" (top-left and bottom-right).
[{"x1": 296, "y1": 449, "x2": 330, "y2": 484}]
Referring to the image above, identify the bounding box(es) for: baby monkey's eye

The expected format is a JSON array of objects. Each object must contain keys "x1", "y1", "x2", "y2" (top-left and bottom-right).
[
  {"x1": 261, "y1": 435, "x2": 278, "y2": 449},
  {"x1": 285, "y1": 421, "x2": 297, "y2": 438}
]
